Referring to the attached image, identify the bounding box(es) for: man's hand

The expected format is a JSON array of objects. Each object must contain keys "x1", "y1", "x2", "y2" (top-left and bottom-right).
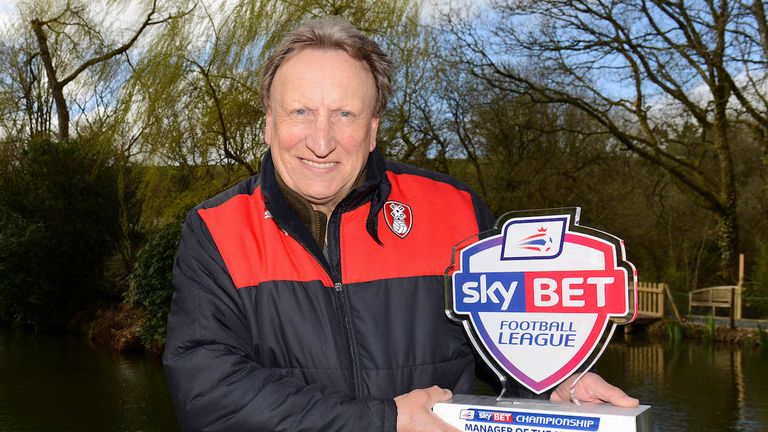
[
  {"x1": 394, "y1": 386, "x2": 460, "y2": 432},
  {"x1": 550, "y1": 372, "x2": 639, "y2": 407}
]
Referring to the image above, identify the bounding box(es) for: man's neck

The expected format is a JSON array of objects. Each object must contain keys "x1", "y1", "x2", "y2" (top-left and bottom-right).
[
  {"x1": 274, "y1": 171, "x2": 328, "y2": 249},
  {"x1": 272, "y1": 163, "x2": 369, "y2": 250}
]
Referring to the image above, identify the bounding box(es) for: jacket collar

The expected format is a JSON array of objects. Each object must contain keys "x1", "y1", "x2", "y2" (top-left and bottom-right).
[{"x1": 260, "y1": 147, "x2": 391, "y2": 250}]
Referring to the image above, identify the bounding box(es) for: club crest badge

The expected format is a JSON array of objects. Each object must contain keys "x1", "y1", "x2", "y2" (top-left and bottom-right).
[
  {"x1": 384, "y1": 201, "x2": 413, "y2": 239},
  {"x1": 446, "y1": 208, "x2": 638, "y2": 394}
]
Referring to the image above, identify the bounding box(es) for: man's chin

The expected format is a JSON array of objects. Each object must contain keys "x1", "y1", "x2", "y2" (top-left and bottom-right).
[
  {"x1": 297, "y1": 191, "x2": 340, "y2": 213},
  {"x1": 298, "y1": 186, "x2": 348, "y2": 204}
]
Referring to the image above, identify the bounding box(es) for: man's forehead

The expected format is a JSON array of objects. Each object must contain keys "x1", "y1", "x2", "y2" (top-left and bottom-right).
[
  {"x1": 270, "y1": 48, "x2": 376, "y2": 107},
  {"x1": 280, "y1": 47, "x2": 372, "y2": 74}
]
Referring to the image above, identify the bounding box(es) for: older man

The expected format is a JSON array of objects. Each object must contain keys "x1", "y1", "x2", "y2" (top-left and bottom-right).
[{"x1": 163, "y1": 16, "x2": 638, "y2": 432}]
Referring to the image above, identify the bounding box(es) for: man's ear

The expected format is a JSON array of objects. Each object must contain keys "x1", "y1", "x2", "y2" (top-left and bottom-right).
[{"x1": 368, "y1": 116, "x2": 379, "y2": 152}]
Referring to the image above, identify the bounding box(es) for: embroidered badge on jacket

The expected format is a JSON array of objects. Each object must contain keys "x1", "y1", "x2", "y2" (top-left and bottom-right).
[{"x1": 384, "y1": 201, "x2": 413, "y2": 238}]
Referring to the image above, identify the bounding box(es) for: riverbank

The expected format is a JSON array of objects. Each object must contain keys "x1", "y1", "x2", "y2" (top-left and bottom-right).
[
  {"x1": 86, "y1": 303, "x2": 150, "y2": 353},
  {"x1": 82, "y1": 302, "x2": 768, "y2": 354},
  {"x1": 643, "y1": 318, "x2": 768, "y2": 347}
]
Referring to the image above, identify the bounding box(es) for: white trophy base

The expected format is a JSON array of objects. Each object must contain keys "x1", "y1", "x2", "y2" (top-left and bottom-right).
[{"x1": 433, "y1": 394, "x2": 651, "y2": 432}]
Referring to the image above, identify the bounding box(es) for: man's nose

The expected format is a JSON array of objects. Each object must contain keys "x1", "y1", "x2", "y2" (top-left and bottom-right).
[{"x1": 307, "y1": 116, "x2": 335, "y2": 157}]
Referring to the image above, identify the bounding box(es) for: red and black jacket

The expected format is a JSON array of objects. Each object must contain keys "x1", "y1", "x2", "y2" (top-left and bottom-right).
[{"x1": 163, "y1": 148, "x2": 495, "y2": 431}]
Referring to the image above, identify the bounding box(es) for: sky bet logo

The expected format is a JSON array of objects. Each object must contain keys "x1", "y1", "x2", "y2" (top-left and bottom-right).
[
  {"x1": 448, "y1": 210, "x2": 636, "y2": 394},
  {"x1": 457, "y1": 273, "x2": 525, "y2": 312}
]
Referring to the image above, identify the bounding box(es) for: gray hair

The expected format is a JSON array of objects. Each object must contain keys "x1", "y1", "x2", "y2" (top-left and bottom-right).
[{"x1": 260, "y1": 16, "x2": 394, "y2": 117}]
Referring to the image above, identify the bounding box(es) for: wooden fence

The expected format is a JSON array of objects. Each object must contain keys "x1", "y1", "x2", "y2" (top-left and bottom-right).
[
  {"x1": 633, "y1": 282, "x2": 665, "y2": 319},
  {"x1": 688, "y1": 285, "x2": 742, "y2": 319}
]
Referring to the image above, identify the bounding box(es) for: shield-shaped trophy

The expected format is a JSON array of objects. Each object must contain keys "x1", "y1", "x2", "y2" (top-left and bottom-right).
[{"x1": 434, "y1": 208, "x2": 651, "y2": 431}]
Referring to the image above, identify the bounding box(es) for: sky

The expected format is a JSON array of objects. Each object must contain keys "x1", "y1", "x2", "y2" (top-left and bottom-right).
[
  {"x1": 0, "y1": 2, "x2": 16, "y2": 32},
  {"x1": 0, "y1": 0, "x2": 463, "y2": 31},
  {"x1": 0, "y1": 0, "x2": 154, "y2": 39}
]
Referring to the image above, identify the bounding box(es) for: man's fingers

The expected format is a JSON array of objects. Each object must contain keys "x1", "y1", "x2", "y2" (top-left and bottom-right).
[
  {"x1": 395, "y1": 387, "x2": 459, "y2": 432},
  {"x1": 551, "y1": 373, "x2": 640, "y2": 407},
  {"x1": 425, "y1": 385, "x2": 453, "y2": 404},
  {"x1": 580, "y1": 373, "x2": 639, "y2": 407},
  {"x1": 425, "y1": 388, "x2": 459, "y2": 432},
  {"x1": 594, "y1": 384, "x2": 639, "y2": 407},
  {"x1": 549, "y1": 386, "x2": 569, "y2": 402}
]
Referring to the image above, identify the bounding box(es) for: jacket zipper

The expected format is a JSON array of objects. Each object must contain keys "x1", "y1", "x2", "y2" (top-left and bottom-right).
[
  {"x1": 333, "y1": 281, "x2": 362, "y2": 397},
  {"x1": 294, "y1": 221, "x2": 362, "y2": 397},
  {"x1": 298, "y1": 236, "x2": 362, "y2": 397},
  {"x1": 300, "y1": 207, "x2": 362, "y2": 397},
  {"x1": 326, "y1": 208, "x2": 362, "y2": 397}
]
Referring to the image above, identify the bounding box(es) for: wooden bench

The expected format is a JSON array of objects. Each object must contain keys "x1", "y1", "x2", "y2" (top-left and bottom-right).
[{"x1": 688, "y1": 286, "x2": 736, "y2": 316}]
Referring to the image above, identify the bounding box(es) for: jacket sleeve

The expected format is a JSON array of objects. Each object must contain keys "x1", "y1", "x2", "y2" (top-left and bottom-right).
[
  {"x1": 163, "y1": 210, "x2": 398, "y2": 432},
  {"x1": 472, "y1": 193, "x2": 495, "y2": 233}
]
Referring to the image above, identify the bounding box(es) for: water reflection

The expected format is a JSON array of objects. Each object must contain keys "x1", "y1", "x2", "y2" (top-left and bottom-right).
[
  {"x1": 0, "y1": 330, "x2": 178, "y2": 432},
  {"x1": 596, "y1": 335, "x2": 768, "y2": 432},
  {"x1": 1, "y1": 329, "x2": 767, "y2": 431}
]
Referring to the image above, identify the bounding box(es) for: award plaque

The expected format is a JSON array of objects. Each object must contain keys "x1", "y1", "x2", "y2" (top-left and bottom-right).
[{"x1": 436, "y1": 208, "x2": 651, "y2": 431}]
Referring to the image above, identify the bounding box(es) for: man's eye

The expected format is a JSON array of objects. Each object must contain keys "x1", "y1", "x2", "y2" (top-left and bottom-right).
[{"x1": 294, "y1": 109, "x2": 307, "y2": 116}]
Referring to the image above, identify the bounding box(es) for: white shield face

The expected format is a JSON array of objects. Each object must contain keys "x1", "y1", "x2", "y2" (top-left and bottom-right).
[{"x1": 451, "y1": 213, "x2": 634, "y2": 394}]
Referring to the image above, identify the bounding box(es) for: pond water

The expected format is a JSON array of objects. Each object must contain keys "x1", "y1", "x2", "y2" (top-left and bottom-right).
[
  {"x1": 0, "y1": 330, "x2": 766, "y2": 431},
  {"x1": 0, "y1": 331, "x2": 177, "y2": 432},
  {"x1": 595, "y1": 334, "x2": 768, "y2": 432}
]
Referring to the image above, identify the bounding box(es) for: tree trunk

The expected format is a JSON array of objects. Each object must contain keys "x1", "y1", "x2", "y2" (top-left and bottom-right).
[
  {"x1": 30, "y1": 19, "x2": 69, "y2": 141},
  {"x1": 51, "y1": 84, "x2": 69, "y2": 142},
  {"x1": 717, "y1": 210, "x2": 738, "y2": 329},
  {"x1": 717, "y1": 210, "x2": 739, "y2": 282},
  {"x1": 713, "y1": 106, "x2": 738, "y2": 328}
]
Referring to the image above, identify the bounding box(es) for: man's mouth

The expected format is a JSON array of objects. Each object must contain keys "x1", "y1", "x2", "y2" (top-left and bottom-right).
[{"x1": 302, "y1": 159, "x2": 336, "y2": 169}]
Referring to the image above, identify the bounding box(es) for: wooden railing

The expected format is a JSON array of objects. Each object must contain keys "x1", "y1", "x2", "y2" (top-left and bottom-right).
[
  {"x1": 632, "y1": 282, "x2": 665, "y2": 319},
  {"x1": 688, "y1": 285, "x2": 738, "y2": 317},
  {"x1": 687, "y1": 254, "x2": 746, "y2": 319}
]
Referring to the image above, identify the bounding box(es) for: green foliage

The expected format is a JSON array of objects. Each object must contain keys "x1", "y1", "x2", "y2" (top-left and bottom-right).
[
  {"x1": 126, "y1": 221, "x2": 182, "y2": 351},
  {"x1": 744, "y1": 242, "x2": 768, "y2": 318},
  {"x1": 444, "y1": 89, "x2": 729, "y2": 291},
  {"x1": 0, "y1": 138, "x2": 121, "y2": 330},
  {"x1": 704, "y1": 313, "x2": 717, "y2": 343},
  {"x1": 1, "y1": 0, "x2": 766, "y2": 345},
  {"x1": 758, "y1": 324, "x2": 768, "y2": 349},
  {"x1": 1, "y1": 0, "x2": 428, "y2": 344},
  {"x1": 667, "y1": 320, "x2": 683, "y2": 344}
]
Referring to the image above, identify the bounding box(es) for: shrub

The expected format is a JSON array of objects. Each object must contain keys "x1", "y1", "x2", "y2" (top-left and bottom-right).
[
  {"x1": 0, "y1": 139, "x2": 121, "y2": 330},
  {"x1": 704, "y1": 313, "x2": 716, "y2": 342},
  {"x1": 126, "y1": 221, "x2": 182, "y2": 351},
  {"x1": 744, "y1": 242, "x2": 768, "y2": 318},
  {"x1": 666, "y1": 320, "x2": 683, "y2": 344}
]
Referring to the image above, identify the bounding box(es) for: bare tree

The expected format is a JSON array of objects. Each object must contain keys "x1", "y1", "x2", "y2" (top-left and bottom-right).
[
  {"x1": 441, "y1": 0, "x2": 768, "y2": 283},
  {"x1": 27, "y1": 0, "x2": 193, "y2": 141},
  {"x1": 0, "y1": 30, "x2": 52, "y2": 143}
]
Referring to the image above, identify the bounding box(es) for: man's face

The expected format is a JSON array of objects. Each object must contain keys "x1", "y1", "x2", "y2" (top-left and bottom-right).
[{"x1": 265, "y1": 48, "x2": 379, "y2": 215}]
